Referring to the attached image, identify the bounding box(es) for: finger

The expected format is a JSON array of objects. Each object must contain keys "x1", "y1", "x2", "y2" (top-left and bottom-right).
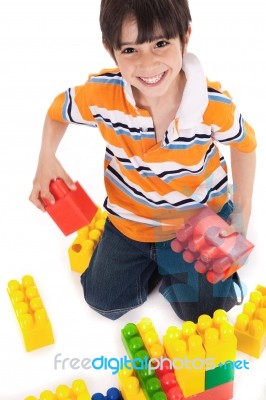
[
  {"x1": 39, "y1": 185, "x2": 56, "y2": 205},
  {"x1": 59, "y1": 173, "x2": 77, "y2": 191},
  {"x1": 29, "y1": 191, "x2": 46, "y2": 212},
  {"x1": 219, "y1": 225, "x2": 236, "y2": 237}
]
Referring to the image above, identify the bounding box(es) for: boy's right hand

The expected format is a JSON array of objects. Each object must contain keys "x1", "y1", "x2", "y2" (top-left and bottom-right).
[{"x1": 29, "y1": 154, "x2": 76, "y2": 212}]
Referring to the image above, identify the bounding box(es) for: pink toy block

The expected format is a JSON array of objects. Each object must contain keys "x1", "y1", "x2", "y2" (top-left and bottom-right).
[
  {"x1": 42, "y1": 178, "x2": 98, "y2": 236},
  {"x1": 171, "y1": 206, "x2": 254, "y2": 283}
]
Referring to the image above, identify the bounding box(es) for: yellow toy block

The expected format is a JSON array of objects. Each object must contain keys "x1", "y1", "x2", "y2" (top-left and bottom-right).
[
  {"x1": 118, "y1": 367, "x2": 146, "y2": 400},
  {"x1": 197, "y1": 309, "x2": 237, "y2": 366},
  {"x1": 24, "y1": 379, "x2": 91, "y2": 400},
  {"x1": 234, "y1": 285, "x2": 266, "y2": 358},
  {"x1": 7, "y1": 275, "x2": 54, "y2": 352},
  {"x1": 137, "y1": 318, "x2": 165, "y2": 359},
  {"x1": 68, "y1": 208, "x2": 107, "y2": 273},
  {"x1": 163, "y1": 321, "x2": 205, "y2": 397}
]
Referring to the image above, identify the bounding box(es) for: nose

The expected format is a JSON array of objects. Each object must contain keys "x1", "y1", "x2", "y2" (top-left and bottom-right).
[{"x1": 138, "y1": 51, "x2": 159, "y2": 72}]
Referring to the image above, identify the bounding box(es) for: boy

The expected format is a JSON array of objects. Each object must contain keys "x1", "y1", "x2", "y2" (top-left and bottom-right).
[{"x1": 29, "y1": 0, "x2": 256, "y2": 322}]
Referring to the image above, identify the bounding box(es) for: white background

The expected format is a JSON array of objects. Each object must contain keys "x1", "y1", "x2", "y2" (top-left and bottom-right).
[{"x1": 0, "y1": 0, "x2": 266, "y2": 398}]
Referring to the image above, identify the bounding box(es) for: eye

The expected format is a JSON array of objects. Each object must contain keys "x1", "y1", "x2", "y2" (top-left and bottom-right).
[
  {"x1": 155, "y1": 40, "x2": 169, "y2": 48},
  {"x1": 121, "y1": 47, "x2": 136, "y2": 54}
]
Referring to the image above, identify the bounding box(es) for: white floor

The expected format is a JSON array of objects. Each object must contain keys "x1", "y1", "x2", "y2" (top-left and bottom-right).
[{"x1": 0, "y1": 0, "x2": 266, "y2": 399}]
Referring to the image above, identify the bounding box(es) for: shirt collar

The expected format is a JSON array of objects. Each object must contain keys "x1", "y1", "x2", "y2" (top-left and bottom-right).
[
  {"x1": 122, "y1": 52, "x2": 208, "y2": 129},
  {"x1": 177, "y1": 53, "x2": 208, "y2": 129}
]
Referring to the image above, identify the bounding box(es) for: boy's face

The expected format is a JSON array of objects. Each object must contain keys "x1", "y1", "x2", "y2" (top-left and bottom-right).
[{"x1": 111, "y1": 18, "x2": 190, "y2": 103}]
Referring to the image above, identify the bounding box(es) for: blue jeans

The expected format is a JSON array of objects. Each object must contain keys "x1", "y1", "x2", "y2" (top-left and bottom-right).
[{"x1": 81, "y1": 201, "x2": 243, "y2": 321}]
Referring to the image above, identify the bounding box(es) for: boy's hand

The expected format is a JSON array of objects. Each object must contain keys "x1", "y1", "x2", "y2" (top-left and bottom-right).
[
  {"x1": 220, "y1": 208, "x2": 250, "y2": 238},
  {"x1": 29, "y1": 154, "x2": 76, "y2": 212}
]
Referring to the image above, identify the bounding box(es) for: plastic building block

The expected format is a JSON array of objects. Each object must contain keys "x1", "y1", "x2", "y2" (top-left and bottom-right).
[
  {"x1": 155, "y1": 359, "x2": 187, "y2": 400},
  {"x1": 7, "y1": 275, "x2": 54, "y2": 352},
  {"x1": 92, "y1": 387, "x2": 122, "y2": 400},
  {"x1": 118, "y1": 367, "x2": 146, "y2": 400},
  {"x1": 137, "y1": 318, "x2": 184, "y2": 400},
  {"x1": 163, "y1": 321, "x2": 205, "y2": 397},
  {"x1": 234, "y1": 285, "x2": 266, "y2": 358},
  {"x1": 255, "y1": 284, "x2": 266, "y2": 297},
  {"x1": 187, "y1": 381, "x2": 233, "y2": 400},
  {"x1": 197, "y1": 309, "x2": 237, "y2": 366},
  {"x1": 24, "y1": 379, "x2": 91, "y2": 399},
  {"x1": 205, "y1": 364, "x2": 234, "y2": 390},
  {"x1": 196, "y1": 310, "x2": 236, "y2": 390},
  {"x1": 68, "y1": 208, "x2": 107, "y2": 273},
  {"x1": 42, "y1": 178, "x2": 98, "y2": 236},
  {"x1": 171, "y1": 206, "x2": 254, "y2": 283},
  {"x1": 137, "y1": 318, "x2": 165, "y2": 359},
  {"x1": 121, "y1": 323, "x2": 167, "y2": 400},
  {"x1": 118, "y1": 366, "x2": 233, "y2": 400}
]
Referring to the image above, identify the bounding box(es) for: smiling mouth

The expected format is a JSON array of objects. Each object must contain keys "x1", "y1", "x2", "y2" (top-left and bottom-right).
[{"x1": 138, "y1": 71, "x2": 167, "y2": 86}]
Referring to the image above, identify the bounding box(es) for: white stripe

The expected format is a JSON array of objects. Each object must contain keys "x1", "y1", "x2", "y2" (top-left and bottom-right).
[
  {"x1": 107, "y1": 158, "x2": 195, "y2": 205},
  {"x1": 208, "y1": 91, "x2": 231, "y2": 101},
  {"x1": 211, "y1": 107, "x2": 244, "y2": 142},
  {"x1": 105, "y1": 200, "x2": 167, "y2": 226},
  {"x1": 107, "y1": 143, "x2": 216, "y2": 178},
  {"x1": 90, "y1": 106, "x2": 153, "y2": 138},
  {"x1": 190, "y1": 166, "x2": 227, "y2": 202},
  {"x1": 70, "y1": 88, "x2": 96, "y2": 125}
]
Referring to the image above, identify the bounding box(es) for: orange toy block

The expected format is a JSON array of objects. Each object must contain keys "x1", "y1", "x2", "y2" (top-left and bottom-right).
[
  {"x1": 163, "y1": 321, "x2": 205, "y2": 397},
  {"x1": 42, "y1": 178, "x2": 98, "y2": 236},
  {"x1": 7, "y1": 275, "x2": 54, "y2": 352},
  {"x1": 234, "y1": 285, "x2": 266, "y2": 358},
  {"x1": 24, "y1": 379, "x2": 91, "y2": 400},
  {"x1": 68, "y1": 208, "x2": 107, "y2": 273},
  {"x1": 171, "y1": 206, "x2": 254, "y2": 283},
  {"x1": 197, "y1": 309, "x2": 237, "y2": 367}
]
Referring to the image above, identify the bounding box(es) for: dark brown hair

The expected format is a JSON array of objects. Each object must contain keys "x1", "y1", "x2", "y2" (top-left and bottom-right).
[{"x1": 100, "y1": 0, "x2": 192, "y2": 58}]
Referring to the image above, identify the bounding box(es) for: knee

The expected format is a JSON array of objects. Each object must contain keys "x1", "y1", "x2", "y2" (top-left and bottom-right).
[
  {"x1": 80, "y1": 274, "x2": 130, "y2": 320},
  {"x1": 87, "y1": 303, "x2": 127, "y2": 320}
]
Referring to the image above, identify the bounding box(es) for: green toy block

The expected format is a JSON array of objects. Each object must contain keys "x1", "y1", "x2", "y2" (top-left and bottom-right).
[
  {"x1": 121, "y1": 323, "x2": 166, "y2": 400},
  {"x1": 205, "y1": 362, "x2": 234, "y2": 390}
]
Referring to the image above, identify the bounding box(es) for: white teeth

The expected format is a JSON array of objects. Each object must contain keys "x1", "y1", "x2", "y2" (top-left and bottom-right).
[{"x1": 140, "y1": 72, "x2": 164, "y2": 84}]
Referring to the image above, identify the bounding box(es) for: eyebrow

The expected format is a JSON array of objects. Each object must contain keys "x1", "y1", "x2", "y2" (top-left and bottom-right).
[{"x1": 120, "y1": 36, "x2": 166, "y2": 46}]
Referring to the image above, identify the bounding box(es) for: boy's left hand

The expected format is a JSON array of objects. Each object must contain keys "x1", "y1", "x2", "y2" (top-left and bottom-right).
[{"x1": 220, "y1": 208, "x2": 250, "y2": 237}]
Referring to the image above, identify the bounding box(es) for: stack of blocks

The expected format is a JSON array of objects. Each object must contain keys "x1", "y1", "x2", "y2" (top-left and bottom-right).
[
  {"x1": 234, "y1": 284, "x2": 266, "y2": 358},
  {"x1": 68, "y1": 207, "x2": 107, "y2": 273},
  {"x1": 7, "y1": 275, "x2": 54, "y2": 352},
  {"x1": 23, "y1": 379, "x2": 91, "y2": 400},
  {"x1": 120, "y1": 312, "x2": 236, "y2": 400},
  {"x1": 121, "y1": 322, "x2": 167, "y2": 399}
]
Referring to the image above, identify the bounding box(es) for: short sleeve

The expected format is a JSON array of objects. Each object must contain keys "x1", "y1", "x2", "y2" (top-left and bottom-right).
[
  {"x1": 205, "y1": 81, "x2": 257, "y2": 153},
  {"x1": 47, "y1": 83, "x2": 97, "y2": 127}
]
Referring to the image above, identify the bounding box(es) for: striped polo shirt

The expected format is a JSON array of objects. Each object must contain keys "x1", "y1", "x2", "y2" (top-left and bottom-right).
[{"x1": 48, "y1": 53, "x2": 256, "y2": 242}]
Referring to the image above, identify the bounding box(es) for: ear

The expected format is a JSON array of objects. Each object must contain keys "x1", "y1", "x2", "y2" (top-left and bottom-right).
[{"x1": 183, "y1": 25, "x2": 192, "y2": 54}]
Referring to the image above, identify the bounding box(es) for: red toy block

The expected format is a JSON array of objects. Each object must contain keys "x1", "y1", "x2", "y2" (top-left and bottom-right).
[
  {"x1": 188, "y1": 381, "x2": 233, "y2": 400},
  {"x1": 153, "y1": 361, "x2": 233, "y2": 400},
  {"x1": 171, "y1": 206, "x2": 254, "y2": 284},
  {"x1": 42, "y1": 178, "x2": 98, "y2": 236},
  {"x1": 155, "y1": 360, "x2": 185, "y2": 400}
]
